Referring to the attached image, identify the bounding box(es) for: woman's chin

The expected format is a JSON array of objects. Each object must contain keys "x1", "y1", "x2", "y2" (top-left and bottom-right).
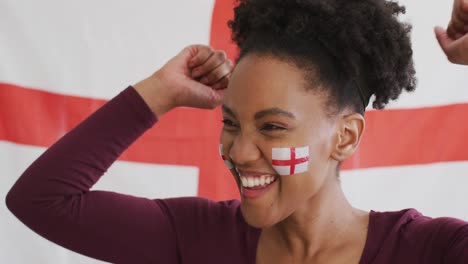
[{"x1": 240, "y1": 206, "x2": 277, "y2": 228}]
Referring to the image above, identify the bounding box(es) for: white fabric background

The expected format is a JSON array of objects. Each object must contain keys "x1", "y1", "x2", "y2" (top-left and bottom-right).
[{"x1": 1, "y1": 0, "x2": 467, "y2": 263}]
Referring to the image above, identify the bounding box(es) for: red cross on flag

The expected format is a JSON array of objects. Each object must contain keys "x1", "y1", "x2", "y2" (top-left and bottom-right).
[
  {"x1": 219, "y1": 144, "x2": 234, "y2": 169},
  {"x1": 272, "y1": 146, "x2": 310, "y2": 176}
]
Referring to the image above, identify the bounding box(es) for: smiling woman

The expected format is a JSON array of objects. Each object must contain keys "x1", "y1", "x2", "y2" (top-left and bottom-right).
[{"x1": 5, "y1": 0, "x2": 468, "y2": 263}]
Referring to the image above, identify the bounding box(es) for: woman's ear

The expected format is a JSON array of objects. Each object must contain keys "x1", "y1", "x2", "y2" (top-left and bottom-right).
[{"x1": 330, "y1": 113, "x2": 365, "y2": 161}]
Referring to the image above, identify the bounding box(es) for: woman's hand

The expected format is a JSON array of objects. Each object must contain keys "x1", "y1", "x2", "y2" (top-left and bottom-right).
[
  {"x1": 435, "y1": 0, "x2": 468, "y2": 65},
  {"x1": 134, "y1": 45, "x2": 233, "y2": 117}
]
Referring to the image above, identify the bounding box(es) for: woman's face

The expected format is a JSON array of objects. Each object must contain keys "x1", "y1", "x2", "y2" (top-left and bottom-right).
[{"x1": 220, "y1": 54, "x2": 342, "y2": 228}]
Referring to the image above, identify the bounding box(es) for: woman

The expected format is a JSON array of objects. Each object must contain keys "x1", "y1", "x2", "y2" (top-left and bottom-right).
[{"x1": 6, "y1": 0, "x2": 468, "y2": 263}]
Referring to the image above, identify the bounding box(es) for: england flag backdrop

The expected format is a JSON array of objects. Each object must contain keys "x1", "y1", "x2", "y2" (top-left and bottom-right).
[{"x1": 1, "y1": 0, "x2": 468, "y2": 263}]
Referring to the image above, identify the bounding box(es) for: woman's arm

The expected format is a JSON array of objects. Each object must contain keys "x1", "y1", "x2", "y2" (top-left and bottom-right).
[
  {"x1": 5, "y1": 45, "x2": 232, "y2": 263},
  {"x1": 433, "y1": 2, "x2": 468, "y2": 261},
  {"x1": 435, "y1": 0, "x2": 468, "y2": 65}
]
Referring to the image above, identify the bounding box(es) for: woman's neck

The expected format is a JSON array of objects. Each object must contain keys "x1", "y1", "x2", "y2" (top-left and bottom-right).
[{"x1": 265, "y1": 177, "x2": 369, "y2": 261}]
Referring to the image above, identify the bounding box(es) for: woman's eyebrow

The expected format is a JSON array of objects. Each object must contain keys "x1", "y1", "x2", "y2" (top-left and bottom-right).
[
  {"x1": 255, "y1": 108, "x2": 296, "y2": 120},
  {"x1": 222, "y1": 105, "x2": 236, "y2": 116},
  {"x1": 222, "y1": 105, "x2": 296, "y2": 120}
]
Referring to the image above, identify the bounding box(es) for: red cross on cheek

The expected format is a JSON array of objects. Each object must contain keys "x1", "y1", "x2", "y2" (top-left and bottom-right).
[{"x1": 272, "y1": 147, "x2": 310, "y2": 175}]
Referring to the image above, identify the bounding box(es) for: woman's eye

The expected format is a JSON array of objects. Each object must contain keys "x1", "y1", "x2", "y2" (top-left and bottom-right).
[
  {"x1": 222, "y1": 119, "x2": 237, "y2": 128},
  {"x1": 261, "y1": 123, "x2": 286, "y2": 131}
]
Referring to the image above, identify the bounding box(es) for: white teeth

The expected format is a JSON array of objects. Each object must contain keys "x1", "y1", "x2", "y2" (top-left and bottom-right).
[
  {"x1": 240, "y1": 175, "x2": 276, "y2": 188},
  {"x1": 247, "y1": 178, "x2": 254, "y2": 188},
  {"x1": 241, "y1": 177, "x2": 248, "y2": 187}
]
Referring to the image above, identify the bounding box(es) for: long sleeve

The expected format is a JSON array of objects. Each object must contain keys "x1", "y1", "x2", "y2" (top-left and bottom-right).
[
  {"x1": 5, "y1": 86, "x2": 180, "y2": 263},
  {"x1": 441, "y1": 218, "x2": 468, "y2": 263},
  {"x1": 364, "y1": 209, "x2": 468, "y2": 264}
]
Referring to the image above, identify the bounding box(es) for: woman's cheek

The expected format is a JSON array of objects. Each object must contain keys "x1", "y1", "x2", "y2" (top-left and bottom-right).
[
  {"x1": 219, "y1": 132, "x2": 236, "y2": 170},
  {"x1": 218, "y1": 143, "x2": 234, "y2": 169},
  {"x1": 270, "y1": 145, "x2": 310, "y2": 176}
]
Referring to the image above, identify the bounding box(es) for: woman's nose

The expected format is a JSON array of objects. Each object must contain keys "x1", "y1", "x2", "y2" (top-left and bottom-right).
[{"x1": 228, "y1": 134, "x2": 261, "y2": 167}]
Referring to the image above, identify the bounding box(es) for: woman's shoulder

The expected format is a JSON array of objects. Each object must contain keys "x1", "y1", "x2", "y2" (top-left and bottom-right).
[
  {"x1": 153, "y1": 196, "x2": 259, "y2": 235},
  {"x1": 153, "y1": 197, "x2": 260, "y2": 261},
  {"x1": 370, "y1": 208, "x2": 468, "y2": 235},
  {"x1": 154, "y1": 196, "x2": 240, "y2": 216},
  {"x1": 366, "y1": 208, "x2": 468, "y2": 263},
  {"x1": 154, "y1": 197, "x2": 243, "y2": 222}
]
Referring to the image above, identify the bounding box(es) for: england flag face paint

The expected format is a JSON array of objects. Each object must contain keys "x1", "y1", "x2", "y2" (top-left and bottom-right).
[
  {"x1": 219, "y1": 144, "x2": 234, "y2": 169},
  {"x1": 271, "y1": 146, "x2": 310, "y2": 176}
]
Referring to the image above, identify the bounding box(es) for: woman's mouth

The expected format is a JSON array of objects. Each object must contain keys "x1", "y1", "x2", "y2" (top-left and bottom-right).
[
  {"x1": 237, "y1": 171, "x2": 278, "y2": 199},
  {"x1": 240, "y1": 175, "x2": 277, "y2": 188}
]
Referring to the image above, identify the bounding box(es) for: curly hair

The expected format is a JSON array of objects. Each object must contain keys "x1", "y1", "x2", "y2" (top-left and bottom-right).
[{"x1": 228, "y1": 0, "x2": 417, "y2": 114}]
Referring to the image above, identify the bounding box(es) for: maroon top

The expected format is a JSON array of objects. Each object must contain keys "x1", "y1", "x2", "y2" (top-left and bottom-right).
[{"x1": 5, "y1": 86, "x2": 468, "y2": 263}]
